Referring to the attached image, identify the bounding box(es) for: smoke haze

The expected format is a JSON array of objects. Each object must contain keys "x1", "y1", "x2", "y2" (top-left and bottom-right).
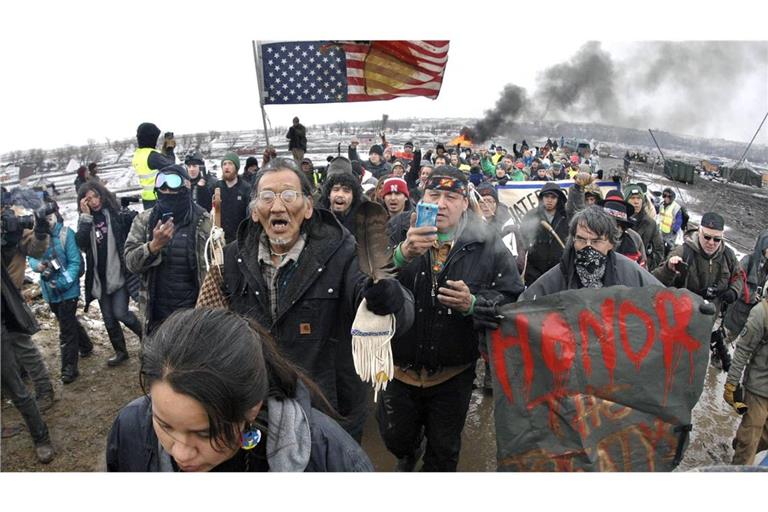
[{"x1": 473, "y1": 41, "x2": 768, "y2": 143}]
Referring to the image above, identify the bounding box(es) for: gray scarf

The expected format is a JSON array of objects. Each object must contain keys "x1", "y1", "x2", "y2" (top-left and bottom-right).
[
  {"x1": 155, "y1": 396, "x2": 311, "y2": 472},
  {"x1": 90, "y1": 209, "x2": 124, "y2": 299}
]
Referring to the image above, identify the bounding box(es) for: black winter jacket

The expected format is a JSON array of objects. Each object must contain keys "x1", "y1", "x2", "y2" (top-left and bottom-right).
[
  {"x1": 389, "y1": 212, "x2": 524, "y2": 371},
  {"x1": 75, "y1": 206, "x2": 136, "y2": 311},
  {"x1": 222, "y1": 209, "x2": 414, "y2": 412},
  {"x1": 653, "y1": 236, "x2": 743, "y2": 311},
  {"x1": 631, "y1": 209, "x2": 664, "y2": 271},
  {"x1": 191, "y1": 175, "x2": 216, "y2": 212},
  {"x1": 519, "y1": 204, "x2": 569, "y2": 286},
  {"x1": 520, "y1": 246, "x2": 662, "y2": 300},
  {"x1": 215, "y1": 179, "x2": 251, "y2": 244},
  {"x1": 106, "y1": 382, "x2": 373, "y2": 472}
]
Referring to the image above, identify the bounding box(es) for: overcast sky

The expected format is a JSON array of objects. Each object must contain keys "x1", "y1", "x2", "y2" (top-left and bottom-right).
[{"x1": 1, "y1": 0, "x2": 766, "y2": 155}]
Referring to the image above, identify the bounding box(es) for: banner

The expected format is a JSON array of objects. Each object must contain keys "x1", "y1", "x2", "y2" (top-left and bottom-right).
[
  {"x1": 489, "y1": 285, "x2": 716, "y2": 471},
  {"x1": 498, "y1": 180, "x2": 619, "y2": 225},
  {"x1": 260, "y1": 41, "x2": 449, "y2": 105}
]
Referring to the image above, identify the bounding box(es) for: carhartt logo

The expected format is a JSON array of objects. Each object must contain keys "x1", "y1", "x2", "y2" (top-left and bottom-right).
[{"x1": 300, "y1": 323, "x2": 311, "y2": 335}]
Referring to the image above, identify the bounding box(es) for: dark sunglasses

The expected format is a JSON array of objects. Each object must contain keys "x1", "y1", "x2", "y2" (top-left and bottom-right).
[
  {"x1": 155, "y1": 172, "x2": 184, "y2": 190},
  {"x1": 702, "y1": 234, "x2": 722, "y2": 243}
]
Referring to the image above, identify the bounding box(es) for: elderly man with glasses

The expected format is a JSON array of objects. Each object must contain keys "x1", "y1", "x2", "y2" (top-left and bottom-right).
[
  {"x1": 221, "y1": 157, "x2": 414, "y2": 443},
  {"x1": 124, "y1": 164, "x2": 213, "y2": 335}
]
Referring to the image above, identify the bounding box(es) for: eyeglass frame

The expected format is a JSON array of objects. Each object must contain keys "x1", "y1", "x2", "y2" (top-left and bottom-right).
[
  {"x1": 573, "y1": 234, "x2": 611, "y2": 248},
  {"x1": 255, "y1": 189, "x2": 304, "y2": 205},
  {"x1": 701, "y1": 233, "x2": 723, "y2": 243}
]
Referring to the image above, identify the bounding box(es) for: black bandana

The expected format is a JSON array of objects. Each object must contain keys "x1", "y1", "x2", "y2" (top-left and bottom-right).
[{"x1": 575, "y1": 246, "x2": 607, "y2": 289}]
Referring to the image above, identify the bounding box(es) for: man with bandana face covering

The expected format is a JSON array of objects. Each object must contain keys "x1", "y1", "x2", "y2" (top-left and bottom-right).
[
  {"x1": 520, "y1": 206, "x2": 661, "y2": 300},
  {"x1": 124, "y1": 165, "x2": 213, "y2": 335}
]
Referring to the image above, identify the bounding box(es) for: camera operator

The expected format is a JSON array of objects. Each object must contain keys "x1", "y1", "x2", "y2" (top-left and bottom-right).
[
  {"x1": 28, "y1": 201, "x2": 93, "y2": 385},
  {"x1": 1, "y1": 189, "x2": 56, "y2": 463},
  {"x1": 654, "y1": 212, "x2": 743, "y2": 369}
]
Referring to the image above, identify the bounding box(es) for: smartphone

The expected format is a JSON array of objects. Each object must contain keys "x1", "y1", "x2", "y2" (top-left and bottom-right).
[
  {"x1": 415, "y1": 202, "x2": 438, "y2": 228},
  {"x1": 160, "y1": 212, "x2": 174, "y2": 224}
]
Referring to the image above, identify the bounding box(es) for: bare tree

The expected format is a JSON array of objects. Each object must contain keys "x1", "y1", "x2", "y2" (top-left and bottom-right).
[
  {"x1": 26, "y1": 149, "x2": 47, "y2": 173},
  {"x1": 110, "y1": 139, "x2": 132, "y2": 163},
  {"x1": 208, "y1": 130, "x2": 220, "y2": 142},
  {"x1": 178, "y1": 133, "x2": 195, "y2": 155},
  {"x1": 223, "y1": 133, "x2": 240, "y2": 152},
  {"x1": 7, "y1": 150, "x2": 24, "y2": 166},
  {"x1": 53, "y1": 146, "x2": 75, "y2": 170},
  {"x1": 78, "y1": 139, "x2": 102, "y2": 166},
  {"x1": 194, "y1": 133, "x2": 207, "y2": 154}
]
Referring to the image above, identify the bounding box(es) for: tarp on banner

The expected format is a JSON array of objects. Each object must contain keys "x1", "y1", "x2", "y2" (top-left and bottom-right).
[
  {"x1": 489, "y1": 285, "x2": 715, "y2": 471},
  {"x1": 497, "y1": 180, "x2": 620, "y2": 226}
]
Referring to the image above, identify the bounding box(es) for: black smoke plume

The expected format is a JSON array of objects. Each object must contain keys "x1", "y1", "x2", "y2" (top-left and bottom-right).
[
  {"x1": 473, "y1": 84, "x2": 528, "y2": 142},
  {"x1": 472, "y1": 41, "x2": 768, "y2": 143}
]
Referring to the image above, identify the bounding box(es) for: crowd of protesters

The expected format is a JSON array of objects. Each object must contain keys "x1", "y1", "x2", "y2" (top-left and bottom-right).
[{"x1": 1, "y1": 121, "x2": 766, "y2": 472}]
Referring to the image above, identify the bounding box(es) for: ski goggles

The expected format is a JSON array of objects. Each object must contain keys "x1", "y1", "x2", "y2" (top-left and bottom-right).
[{"x1": 155, "y1": 172, "x2": 184, "y2": 190}]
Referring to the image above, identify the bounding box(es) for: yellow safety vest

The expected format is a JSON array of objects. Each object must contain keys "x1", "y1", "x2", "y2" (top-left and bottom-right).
[
  {"x1": 132, "y1": 148, "x2": 160, "y2": 201},
  {"x1": 658, "y1": 201, "x2": 680, "y2": 234}
]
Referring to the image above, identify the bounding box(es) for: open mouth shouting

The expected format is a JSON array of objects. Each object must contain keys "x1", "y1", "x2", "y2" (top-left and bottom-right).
[{"x1": 269, "y1": 217, "x2": 290, "y2": 235}]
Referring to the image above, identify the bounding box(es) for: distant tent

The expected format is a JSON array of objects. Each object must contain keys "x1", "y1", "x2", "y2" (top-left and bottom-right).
[{"x1": 719, "y1": 166, "x2": 763, "y2": 188}]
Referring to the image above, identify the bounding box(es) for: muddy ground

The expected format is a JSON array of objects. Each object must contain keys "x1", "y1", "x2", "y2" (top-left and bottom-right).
[{"x1": 2, "y1": 156, "x2": 767, "y2": 472}]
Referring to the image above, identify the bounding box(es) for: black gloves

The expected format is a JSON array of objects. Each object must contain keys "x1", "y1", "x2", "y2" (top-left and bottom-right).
[
  {"x1": 720, "y1": 288, "x2": 738, "y2": 304},
  {"x1": 33, "y1": 212, "x2": 50, "y2": 240},
  {"x1": 363, "y1": 278, "x2": 404, "y2": 316},
  {"x1": 473, "y1": 295, "x2": 504, "y2": 331}
]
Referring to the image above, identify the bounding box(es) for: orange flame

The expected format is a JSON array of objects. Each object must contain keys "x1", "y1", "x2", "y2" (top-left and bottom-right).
[{"x1": 448, "y1": 134, "x2": 473, "y2": 147}]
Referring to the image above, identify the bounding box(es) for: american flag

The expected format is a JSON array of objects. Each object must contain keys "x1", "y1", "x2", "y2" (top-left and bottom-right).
[{"x1": 260, "y1": 40, "x2": 449, "y2": 105}]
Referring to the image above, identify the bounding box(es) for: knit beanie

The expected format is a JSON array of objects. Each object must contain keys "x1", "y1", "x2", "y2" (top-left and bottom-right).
[
  {"x1": 476, "y1": 182, "x2": 498, "y2": 202},
  {"x1": 244, "y1": 156, "x2": 259, "y2": 170},
  {"x1": 222, "y1": 152, "x2": 240, "y2": 171},
  {"x1": 369, "y1": 145, "x2": 384, "y2": 157},
  {"x1": 379, "y1": 177, "x2": 409, "y2": 198},
  {"x1": 327, "y1": 156, "x2": 354, "y2": 177}
]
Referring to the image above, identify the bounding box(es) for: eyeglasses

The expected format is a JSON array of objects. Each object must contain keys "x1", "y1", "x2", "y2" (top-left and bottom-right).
[
  {"x1": 256, "y1": 189, "x2": 302, "y2": 205},
  {"x1": 155, "y1": 172, "x2": 184, "y2": 190},
  {"x1": 574, "y1": 234, "x2": 610, "y2": 247},
  {"x1": 701, "y1": 234, "x2": 723, "y2": 243}
]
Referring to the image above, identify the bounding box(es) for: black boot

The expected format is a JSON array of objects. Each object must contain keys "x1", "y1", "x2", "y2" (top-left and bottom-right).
[
  {"x1": 61, "y1": 365, "x2": 79, "y2": 384},
  {"x1": 106, "y1": 326, "x2": 129, "y2": 367}
]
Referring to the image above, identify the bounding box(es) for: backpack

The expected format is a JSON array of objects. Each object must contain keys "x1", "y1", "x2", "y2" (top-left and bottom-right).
[
  {"x1": 680, "y1": 205, "x2": 690, "y2": 231},
  {"x1": 59, "y1": 228, "x2": 85, "y2": 278}
]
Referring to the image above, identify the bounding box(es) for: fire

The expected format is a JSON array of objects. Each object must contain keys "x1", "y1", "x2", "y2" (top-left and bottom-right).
[{"x1": 449, "y1": 134, "x2": 473, "y2": 148}]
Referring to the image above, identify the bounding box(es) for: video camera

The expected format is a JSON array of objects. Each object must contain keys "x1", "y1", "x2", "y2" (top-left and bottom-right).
[
  {"x1": 120, "y1": 195, "x2": 141, "y2": 209},
  {"x1": 1, "y1": 202, "x2": 57, "y2": 247}
]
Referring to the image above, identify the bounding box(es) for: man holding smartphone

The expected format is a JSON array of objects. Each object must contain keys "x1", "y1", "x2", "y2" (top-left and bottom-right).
[
  {"x1": 381, "y1": 166, "x2": 524, "y2": 471},
  {"x1": 124, "y1": 165, "x2": 213, "y2": 335}
]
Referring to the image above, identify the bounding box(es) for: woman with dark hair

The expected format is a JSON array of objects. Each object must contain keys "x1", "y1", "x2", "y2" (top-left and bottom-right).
[
  {"x1": 106, "y1": 308, "x2": 373, "y2": 472},
  {"x1": 76, "y1": 181, "x2": 142, "y2": 366}
]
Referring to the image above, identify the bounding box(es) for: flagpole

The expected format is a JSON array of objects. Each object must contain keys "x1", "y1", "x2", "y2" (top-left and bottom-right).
[{"x1": 252, "y1": 40, "x2": 271, "y2": 148}]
